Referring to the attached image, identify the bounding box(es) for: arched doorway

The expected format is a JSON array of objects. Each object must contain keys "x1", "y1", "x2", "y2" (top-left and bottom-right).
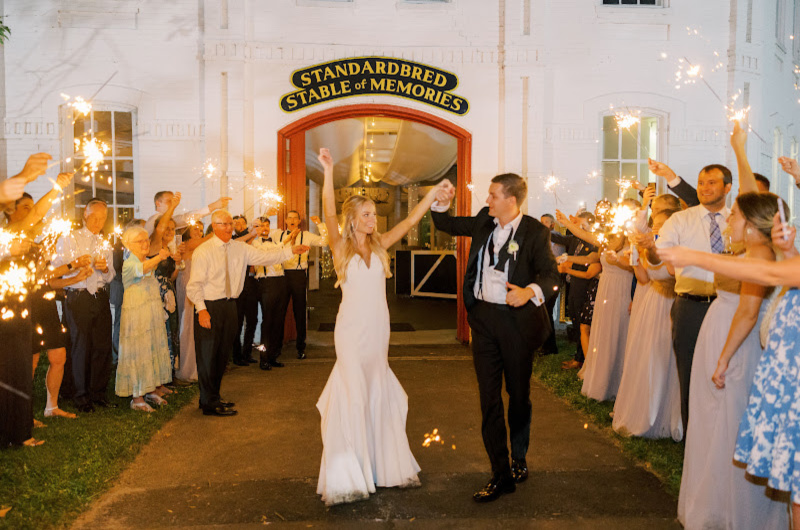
[{"x1": 276, "y1": 104, "x2": 472, "y2": 344}]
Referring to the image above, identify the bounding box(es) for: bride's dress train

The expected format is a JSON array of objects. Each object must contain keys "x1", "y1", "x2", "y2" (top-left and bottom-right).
[{"x1": 316, "y1": 253, "x2": 421, "y2": 505}]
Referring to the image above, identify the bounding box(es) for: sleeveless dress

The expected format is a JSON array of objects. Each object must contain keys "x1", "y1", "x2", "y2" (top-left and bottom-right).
[
  {"x1": 678, "y1": 272, "x2": 788, "y2": 529},
  {"x1": 316, "y1": 253, "x2": 421, "y2": 506},
  {"x1": 580, "y1": 252, "x2": 633, "y2": 400},
  {"x1": 176, "y1": 257, "x2": 197, "y2": 381},
  {"x1": 612, "y1": 264, "x2": 682, "y2": 441},
  {"x1": 115, "y1": 255, "x2": 173, "y2": 398},
  {"x1": 735, "y1": 288, "x2": 800, "y2": 504}
]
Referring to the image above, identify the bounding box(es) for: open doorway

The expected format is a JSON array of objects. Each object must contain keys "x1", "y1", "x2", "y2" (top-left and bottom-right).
[
  {"x1": 304, "y1": 116, "x2": 458, "y2": 337},
  {"x1": 277, "y1": 104, "x2": 472, "y2": 343}
]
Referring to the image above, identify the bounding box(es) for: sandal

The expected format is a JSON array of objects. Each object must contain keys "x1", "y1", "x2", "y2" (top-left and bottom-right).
[
  {"x1": 130, "y1": 400, "x2": 154, "y2": 413},
  {"x1": 145, "y1": 393, "x2": 168, "y2": 406},
  {"x1": 22, "y1": 437, "x2": 45, "y2": 447},
  {"x1": 44, "y1": 407, "x2": 77, "y2": 419},
  {"x1": 33, "y1": 419, "x2": 47, "y2": 429},
  {"x1": 157, "y1": 386, "x2": 174, "y2": 395}
]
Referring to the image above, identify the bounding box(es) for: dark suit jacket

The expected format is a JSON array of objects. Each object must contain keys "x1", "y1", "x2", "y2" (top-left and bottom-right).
[
  {"x1": 109, "y1": 240, "x2": 125, "y2": 307},
  {"x1": 432, "y1": 207, "x2": 560, "y2": 348},
  {"x1": 669, "y1": 178, "x2": 700, "y2": 207}
]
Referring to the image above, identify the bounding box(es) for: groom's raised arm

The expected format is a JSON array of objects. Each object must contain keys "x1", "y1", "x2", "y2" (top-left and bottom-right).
[{"x1": 429, "y1": 182, "x2": 478, "y2": 237}]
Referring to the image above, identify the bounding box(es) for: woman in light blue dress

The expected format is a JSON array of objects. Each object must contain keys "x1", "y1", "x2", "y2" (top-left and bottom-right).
[
  {"x1": 659, "y1": 198, "x2": 800, "y2": 528},
  {"x1": 115, "y1": 226, "x2": 173, "y2": 413}
]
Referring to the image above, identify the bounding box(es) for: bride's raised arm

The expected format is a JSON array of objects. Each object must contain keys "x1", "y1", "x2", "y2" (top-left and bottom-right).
[
  {"x1": 380, "y1": 179, "x2": 453, "y2": 249},
  {"x1": 318, "y1": 148, "x2": 343, "y2": 255}
]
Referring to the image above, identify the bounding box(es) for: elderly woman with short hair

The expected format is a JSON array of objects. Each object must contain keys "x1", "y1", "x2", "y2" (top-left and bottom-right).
[{"x1": 115, "y1": 226, "x2": 173, "y2": 412}]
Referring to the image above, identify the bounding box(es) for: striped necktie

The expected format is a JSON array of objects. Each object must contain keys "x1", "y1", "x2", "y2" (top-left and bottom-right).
[{"x1": 708, "y1": 212, "x2": 724, "y2": 254}]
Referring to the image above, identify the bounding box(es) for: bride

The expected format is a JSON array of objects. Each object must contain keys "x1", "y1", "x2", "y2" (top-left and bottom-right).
[{"x1": 316, "y1": 147, "x2": 449, "y2": 505}]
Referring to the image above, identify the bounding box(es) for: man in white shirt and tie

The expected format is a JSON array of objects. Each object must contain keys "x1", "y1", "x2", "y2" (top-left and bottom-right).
[
  {"x1": 187, "y1": 210, "x2": 309, "y2": 416},
  {"x1": 53, "y1": 198, "x2": 117, "y2": 413},
  {"x1": 269, "y1": 211, "x2": 328, "y2": 359},
  {"x1": 643, "y1": 162, "x2": 732, "y2": 434}
]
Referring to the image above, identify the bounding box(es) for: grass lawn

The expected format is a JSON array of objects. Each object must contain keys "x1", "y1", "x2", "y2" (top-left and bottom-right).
[
  {"x1": 0, "y1": 357, "x2": 198, "y2": 530},
  {"x1": 533, "y1": 337, "x2": 685, "y2": 497}
]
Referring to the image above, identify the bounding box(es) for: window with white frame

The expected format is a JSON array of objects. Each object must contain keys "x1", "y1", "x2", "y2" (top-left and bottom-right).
[
  {"x1": 602, "y1": 0, "x2": 661, "y2": 5},
  {"x1": 68, "y1": 107, "x2": 136, "y2": 234},
  {"x1": 601, "y1": 114, "x2": 659, "y2": 200}
]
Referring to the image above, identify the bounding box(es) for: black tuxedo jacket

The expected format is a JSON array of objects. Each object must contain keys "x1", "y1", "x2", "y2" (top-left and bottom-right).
[{"x1": 432, "y1": 207, "x2": 560, "y2": 347}]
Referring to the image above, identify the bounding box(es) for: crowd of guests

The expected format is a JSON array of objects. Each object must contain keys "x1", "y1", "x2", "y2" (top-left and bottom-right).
[
  {"x1": 8, "y1": 119, "x2": 800, "y2": 527},
  {"x1": 0, "y1": 159, "x2": 320, "y2": 445},
  {"x1": 540, "y1": 121, "x2": 800, "y2": 528}
]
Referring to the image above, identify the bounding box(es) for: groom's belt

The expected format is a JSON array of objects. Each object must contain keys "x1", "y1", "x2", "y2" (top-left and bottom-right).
[{"x1": 677, "y1": 293, "x2": 716, "y2": 304}]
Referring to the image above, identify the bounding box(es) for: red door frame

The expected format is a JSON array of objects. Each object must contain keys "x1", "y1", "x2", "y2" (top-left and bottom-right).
[{"x1": 276, "y1": 103, "x2": 472, "y2": 344}]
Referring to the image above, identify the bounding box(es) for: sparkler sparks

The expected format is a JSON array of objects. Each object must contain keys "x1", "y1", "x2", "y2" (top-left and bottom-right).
[
  {"x1": 74, "y1": 137, "x2": 110, "y2": 181},
  {"x1": 614, "y1": 111, "x2": 641, "y2": 131},
  {"x1": 422, "y1": 428, "x2": 444, "y2": 448},
  {"x1": 61, "y1": 93, "x2": 92, "y2": 118}
]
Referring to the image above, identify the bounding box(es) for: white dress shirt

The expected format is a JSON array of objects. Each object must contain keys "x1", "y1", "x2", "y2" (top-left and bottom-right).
[
  {"x1": 655, "y1": 203, "x2": 730, "y2": 296},
  {"x1": 187, "y1": 235, "x2": 294, "y2": 312},
  {"x1": 430, "y1": 201, "x2": 544, "y2": 307},
  {"x1": 53, "y1": 227, "x2": 116, "y2": 293},
  {"x1": 145, "y1": 207, "x2": 211, "y2": 235},
  {"x1": 252, "y1": 236, "x2": 285, "y2": 278},
  {"x1": 269, "y1": 228, "x2": 327, "y2": 271}
]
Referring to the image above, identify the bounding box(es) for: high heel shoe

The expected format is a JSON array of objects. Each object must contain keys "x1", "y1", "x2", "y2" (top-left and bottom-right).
[{"x1": 130, "y1": 400, "x2": 154, "y2": 413}]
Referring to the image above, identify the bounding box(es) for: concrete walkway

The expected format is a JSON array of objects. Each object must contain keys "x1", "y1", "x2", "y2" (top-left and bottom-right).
[{"x1": 73, "y1": 345, "x2": 679, "y2": 529}]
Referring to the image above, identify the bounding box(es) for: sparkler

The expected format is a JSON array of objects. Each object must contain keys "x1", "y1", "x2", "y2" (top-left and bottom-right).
[
  {"x1": 543, "y1": 174, "x2": 561, "y2": 205},
  {"x1": 73, "y1": 137, "x2": 110, "y2": 182}
]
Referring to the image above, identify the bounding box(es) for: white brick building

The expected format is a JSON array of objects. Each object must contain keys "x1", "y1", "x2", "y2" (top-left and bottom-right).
[{"x1": 2, "y1": 0, "x2": 799, "y2": 222}]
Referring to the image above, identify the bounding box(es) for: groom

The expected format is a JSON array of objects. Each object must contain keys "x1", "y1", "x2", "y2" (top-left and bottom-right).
[{"x1": 432, "y1": 175, "x2": 560, "y2": 502}]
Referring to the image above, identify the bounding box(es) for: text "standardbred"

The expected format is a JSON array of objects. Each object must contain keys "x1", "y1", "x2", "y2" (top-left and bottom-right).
[{"x1": 280, "y1": 57, "x2": 469, "y2": 115}]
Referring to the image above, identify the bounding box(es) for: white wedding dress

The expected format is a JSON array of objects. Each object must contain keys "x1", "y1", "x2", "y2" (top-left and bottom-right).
[{"x1": 316, "y1": 253, "x2": 421, "y2": 506}]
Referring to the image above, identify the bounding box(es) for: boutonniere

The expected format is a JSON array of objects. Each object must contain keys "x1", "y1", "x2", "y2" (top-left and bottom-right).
[{"x1": 508, "y1": 239, "x2": 519, "y2": 258}]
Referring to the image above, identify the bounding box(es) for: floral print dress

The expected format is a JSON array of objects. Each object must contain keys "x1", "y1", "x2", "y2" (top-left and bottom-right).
[
  {"x1": 154, "y1": 256, "x2": 179, "y2": 371},
  {"x1": 734, "y1": 288, "x2": 800, "y2": 503}
]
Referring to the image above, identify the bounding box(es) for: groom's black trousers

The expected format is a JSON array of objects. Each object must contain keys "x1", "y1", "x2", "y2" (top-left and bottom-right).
[
  {"x1": 194, "y1": 298, "x2": 237, "y2": 410},
  {"x1": 468, "y1": 301, "x2": 533, "y2": 476}
]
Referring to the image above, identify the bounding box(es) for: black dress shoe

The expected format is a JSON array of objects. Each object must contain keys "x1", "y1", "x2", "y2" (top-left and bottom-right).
[
  {"x1": 246, "y1": 357, "x2": 258, "y2": 364},
  {"x1": 232, "y1": 359, "x2": 249, "y2": 367},
  {"x1": 219, "y1": 400, "x2": 236, "y2": 408},
  {"x1": 473, "y1": 474, "x2": 516, "y2": 503},
  {"x1": 511, "y1": 458, "x2": 528, "y2": 483},
  {"x1": 269, "y1": 360, "x2": 285, "y2": 368},
  {"x1": 259, "y1": 362, "x2": 272, "y2": 371},
  {"x1": 93, "y1": 399, "x2": 118, "y2": 409},
  {"x1": 76, "y1": 403, "x2": 95, "y2": 413},
  {"x1": 297, "y1": 351, "x2": 306, "y2": 360},
  {"x1": 203, "y1": 406, "x2": 238, "y2": 417}
]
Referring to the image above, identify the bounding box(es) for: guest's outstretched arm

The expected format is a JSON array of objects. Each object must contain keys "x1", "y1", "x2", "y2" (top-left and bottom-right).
[
  {"x1": 7, "y1": 173, "x2": 73, "y2": 233},
  {"x1": 555, "y1": 210, "x2": 600, "y2": 248},
  {"x1": 151, "y1": 192, "x2": 181, "y2": 252},
  {"x1": 658, "y1": 215, "x2": 800, "y2": 286},
  {"x1": 731, "y1": 120, "x2": 758, "y2": 195}
]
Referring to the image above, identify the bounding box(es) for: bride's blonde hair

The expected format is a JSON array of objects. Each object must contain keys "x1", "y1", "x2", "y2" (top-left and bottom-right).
[{"x1": 334, "y1": 195, "x2": 392, "y2": 287}]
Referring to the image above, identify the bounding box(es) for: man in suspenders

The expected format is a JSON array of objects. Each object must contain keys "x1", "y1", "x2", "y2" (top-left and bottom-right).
[{"x1": 269, "y1": 211, "x2": 327, "y2": 359}]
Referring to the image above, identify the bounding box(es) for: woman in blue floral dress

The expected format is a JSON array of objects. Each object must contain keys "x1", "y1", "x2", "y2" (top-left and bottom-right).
[{"x1": 659, "y1": 205, "x2": 800, "y2": 528}]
